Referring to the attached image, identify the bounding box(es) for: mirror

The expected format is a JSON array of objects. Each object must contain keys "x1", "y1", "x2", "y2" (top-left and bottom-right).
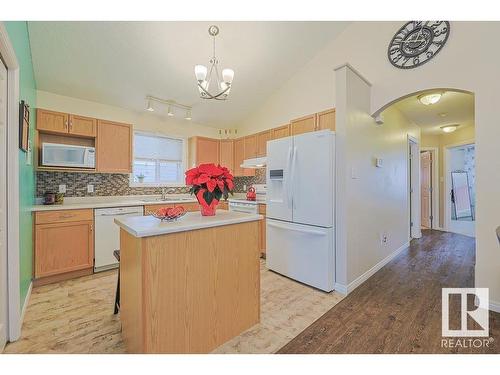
[{"x1": 451, "y1": 171, "x2": 473, "y2": 220}]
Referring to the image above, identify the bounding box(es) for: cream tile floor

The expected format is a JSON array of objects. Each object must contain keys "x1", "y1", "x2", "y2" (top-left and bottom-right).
[{"x1": 5, "y1": 261, "x2": 343, "y2": 354}]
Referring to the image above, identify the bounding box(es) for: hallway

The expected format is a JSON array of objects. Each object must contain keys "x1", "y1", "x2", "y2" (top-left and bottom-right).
[{"x1": 278, "y1": 230, "x2": 500, "y2": 354}]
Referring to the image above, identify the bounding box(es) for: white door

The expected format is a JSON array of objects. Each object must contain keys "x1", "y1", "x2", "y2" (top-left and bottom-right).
[
  {"x1": 0, "y1": 59, "x2": 8, "y2": 350},
  {"x1": 266, "y1": 219, "x2": 334, "y2": 291},
  {"x1": 266, "y1": 136, "x2": 293, "y2": 222},
  {"x1": 292, "y1": 130, "x2": 334, "y2": 227}
]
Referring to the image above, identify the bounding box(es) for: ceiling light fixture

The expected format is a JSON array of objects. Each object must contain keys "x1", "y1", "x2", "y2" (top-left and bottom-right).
[
  {"x1": 441, "y1": 125, "x2": 458, "y2": 133},
  {"x1": 418, "y1": 92, "x2": 443, "y2": 106},
  {"x1": 145, "y1": 96, "x2": 192, "y2": 120},
  {"x1": 195, "y1": 25, "x2": 234, "y2": 100},
  {"x1": 146, "y1": 99, "x2": 154, "y2": 112},
  {"x1": 184, "y1": 109, "x2": 192, "y2": 121}
]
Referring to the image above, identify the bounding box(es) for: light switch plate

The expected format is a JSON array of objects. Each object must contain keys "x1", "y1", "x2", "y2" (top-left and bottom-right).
[
  {"x1": 58, "y1": 184, "x2": 66, "y2": 193},
  {"x1": 87, "y1": 184, "x2": 94, "y2": 193}
]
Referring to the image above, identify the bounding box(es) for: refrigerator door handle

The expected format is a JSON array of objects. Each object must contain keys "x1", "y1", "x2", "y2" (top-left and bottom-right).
[
  {"x1": 267, "y1": 221, "x2": 327, "y2": 236},
  {"x1": 286, "y1": 145, "x2": 293, "y2": 208},
  {"x1": 291, "y1": 146, "x2": 297, "y2": 209}
]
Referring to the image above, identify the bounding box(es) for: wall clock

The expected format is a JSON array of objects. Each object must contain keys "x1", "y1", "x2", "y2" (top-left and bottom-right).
[{"x1": 388, "y1": 21, "x2": 450, "y2": 69}]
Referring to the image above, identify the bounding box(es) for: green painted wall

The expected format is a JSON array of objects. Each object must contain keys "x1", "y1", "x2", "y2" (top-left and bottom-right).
[{"x1": 4, "y1": 22, "x2": 37, "y2": 308}]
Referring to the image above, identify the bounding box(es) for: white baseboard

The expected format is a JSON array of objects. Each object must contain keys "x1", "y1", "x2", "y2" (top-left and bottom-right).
[
  {"x1": 334, "y1": 283, "x2": 347, "y2": 295},
  {"x1": 490, "y1": 300, "x2": 500, "y2": 313},
  {"x1": 345, "y1": 241, "x2": 410, "y2": 295},
  {"x1": 19, "y1": 281, "x2": 32, "y2": 330}
]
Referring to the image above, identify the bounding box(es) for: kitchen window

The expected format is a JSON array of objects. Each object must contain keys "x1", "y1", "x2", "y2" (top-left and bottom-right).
[{"x1": 130, "y1": 132, "x2": 186, "y2": 187}]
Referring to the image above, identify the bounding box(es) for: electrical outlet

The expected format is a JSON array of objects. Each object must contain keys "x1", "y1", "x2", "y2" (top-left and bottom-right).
[
  {"x1": 379, "y1": 232, "x2": 389, "y2": 245},
  {"x1": 87, "y1": 184, "x2": 94, "y2": 193},
  {"x1": 243, "y1": 184, "x2": 247, "y2": 191},
  {"x1": 58, "y1": 184, "x2": 66, "y2": 193}
]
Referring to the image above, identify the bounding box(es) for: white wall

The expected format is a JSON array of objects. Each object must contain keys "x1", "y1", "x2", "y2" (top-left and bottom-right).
[
  {"x1": 238, "y1": 21, "x2": 500, "y2": 309},
  {"x1": 335, "y1": 65, "x2": 420, "y2": 289},
  {"x1": 36, "y1": 90, "x2": 220, "y2": 139}
]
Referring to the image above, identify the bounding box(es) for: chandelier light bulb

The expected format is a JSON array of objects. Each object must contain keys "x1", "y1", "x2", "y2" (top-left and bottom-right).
[
  {"x1": 222, "y1": 68, "x2": 234, "y2": 84},
  {"x1": 194, "y1": 65, "x2": 208, "y2": 81}
]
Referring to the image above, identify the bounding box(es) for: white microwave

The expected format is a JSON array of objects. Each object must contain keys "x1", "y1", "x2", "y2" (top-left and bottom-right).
[{"x1": 42, "y1": 143, "x2": 96, "y2": 169}]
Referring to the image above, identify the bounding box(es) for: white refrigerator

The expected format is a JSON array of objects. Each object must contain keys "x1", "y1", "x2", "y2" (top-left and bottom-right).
[{"x1": 266, "y1": 130, "x2": 335, "y2": 291}]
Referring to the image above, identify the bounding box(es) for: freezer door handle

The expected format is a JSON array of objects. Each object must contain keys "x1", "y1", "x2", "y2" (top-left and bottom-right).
[{"x1": 267, "y1": 221, "x2": 327, "y2": 236}]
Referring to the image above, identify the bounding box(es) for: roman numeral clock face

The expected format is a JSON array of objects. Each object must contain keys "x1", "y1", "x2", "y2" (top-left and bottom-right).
[{"x1": 388, "y1": 21, "x2": 450, "y2": 69}]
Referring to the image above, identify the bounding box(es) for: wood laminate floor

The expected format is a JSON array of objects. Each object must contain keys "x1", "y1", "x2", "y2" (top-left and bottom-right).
[{"x1": 278, "y1": 230, "x2": 500, "y2": 354}]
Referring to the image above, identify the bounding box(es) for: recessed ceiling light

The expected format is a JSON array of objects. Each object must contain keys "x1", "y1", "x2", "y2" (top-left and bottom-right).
[
  {"x1": 418, "y1": 92, "x2": 443, "y2": 105},
  {"x1": 438, "y1": 112, "x2": 448, "y2": 117},
  {"x1": 146, "y1": 99, "x2": 154, "y2": 112},
  {"x1": 441, "y1": 125, "x2": 458, "y2": 133}
]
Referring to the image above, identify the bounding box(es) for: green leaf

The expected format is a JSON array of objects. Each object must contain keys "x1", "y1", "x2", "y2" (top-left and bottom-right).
[
  {"x1": 214, "y1": 190, "x2": 222, "y2": 201},
  {"x1": 203, "y1": 190, "x2": 214, "y2": 205}
]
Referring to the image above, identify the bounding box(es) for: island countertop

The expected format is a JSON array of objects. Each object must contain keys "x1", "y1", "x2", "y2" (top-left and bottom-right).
[{"x1": 114, "y1": 210, "x2": 262, "y2": 238}]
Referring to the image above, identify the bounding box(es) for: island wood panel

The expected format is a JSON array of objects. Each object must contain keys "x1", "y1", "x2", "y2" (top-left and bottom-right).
[{"x1": 119, "y1": 221, "x2": 260, "y2": 353}]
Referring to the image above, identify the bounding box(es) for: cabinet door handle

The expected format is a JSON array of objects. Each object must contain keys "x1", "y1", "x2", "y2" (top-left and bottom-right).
[
  {"x1": 90, "y1": 224, "x2": 93, "y2": 231},
  {"x1": 59, "y1": 214, "x2": 74, "y2": 219}
]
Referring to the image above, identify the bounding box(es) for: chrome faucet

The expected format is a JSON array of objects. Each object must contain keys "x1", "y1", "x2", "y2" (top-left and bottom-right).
[{"x1": 161, "y1": 187, "x2": 176, "y2": 200}]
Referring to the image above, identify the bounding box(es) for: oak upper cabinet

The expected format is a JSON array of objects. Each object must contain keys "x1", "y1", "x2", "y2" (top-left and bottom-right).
[
  {"x1": 233, "y1": 137, "x2": 255, "y2": 177},
  {"x1": 96, "y1": 120, "x2": 132, "y2": 173},
  {"x1": 219, "y1": 139, "x2": 234, "y2": 172},
  {"x1": 271, "y1": 124, "x2": 290, "y2": 140},
  {"x1": 291, "y1": 114, "x2": 317, "y2": 136},
  {"x1": 256, "y1": 130, "x2": 271, "y2": 157},
  {"x1": 317, "y1": 108, "x2": 336, "y2": 131},
  {"x1": 188, "y1": 136, "x2": 220, "y2": 167},
  {"x1": 244, "y1": 134, "x2": 257, "y2": 159},
  {"x1": 37, "y1": 109, "x2": 69, "y2": 134},
  {"x1": 34, "y1": 209, "x2": 94, "y2": 281},
  {"x1": 37, "y1": 109, "x2": 97, "y2": 138},
  {"x1": 69, "y1": 114, "x2": 97, "y2": 137}
]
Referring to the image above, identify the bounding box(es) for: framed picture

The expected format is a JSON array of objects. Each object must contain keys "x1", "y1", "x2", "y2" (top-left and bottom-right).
[{"x1": 19, "y1": 100, "x2": 30, "y2": 152}]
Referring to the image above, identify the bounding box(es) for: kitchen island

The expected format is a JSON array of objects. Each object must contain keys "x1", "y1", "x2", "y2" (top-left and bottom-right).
[{"x1": 114, "y1": 210, "x2": 262, "y2": 353}]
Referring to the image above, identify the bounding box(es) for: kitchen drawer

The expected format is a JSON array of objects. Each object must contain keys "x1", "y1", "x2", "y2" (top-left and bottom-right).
[
  {"x1": 258, "y1": 204, "x2": 266, "y2": 215},
  {"x1": 35, "y1": 209, "x2": 93, "y2": 224}
]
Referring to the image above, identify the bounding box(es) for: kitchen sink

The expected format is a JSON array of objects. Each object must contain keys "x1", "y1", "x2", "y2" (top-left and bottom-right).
[{"x1": 140, "y1": 197, "x2": 193, "y2": 203}]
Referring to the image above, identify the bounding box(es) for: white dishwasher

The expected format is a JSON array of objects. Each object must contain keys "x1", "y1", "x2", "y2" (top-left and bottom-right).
[{"x1": 94, "y1": 206, "x2": 143, "y2": 272}]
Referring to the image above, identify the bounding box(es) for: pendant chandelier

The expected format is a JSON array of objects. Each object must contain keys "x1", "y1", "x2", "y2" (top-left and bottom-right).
[{"x1": 194, "y1": 25, "x2": 234, "y2": 100}]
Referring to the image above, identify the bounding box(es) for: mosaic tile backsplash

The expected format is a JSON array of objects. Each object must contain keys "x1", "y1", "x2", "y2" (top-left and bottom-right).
[{"x1": 36, "y1": 169, "x2": 266, "y2": 198}]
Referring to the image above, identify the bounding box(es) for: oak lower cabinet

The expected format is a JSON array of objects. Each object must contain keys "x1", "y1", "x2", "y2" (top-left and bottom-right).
[
  {"x1": 144, "y1": 202, "x2": 200, "y2": 215},
  {"x1": 97, "y1": 120, "x2": 133, "y2": 173},
  {"x1": 34, "y1": 209, "x2": 94, "y2": 286}
]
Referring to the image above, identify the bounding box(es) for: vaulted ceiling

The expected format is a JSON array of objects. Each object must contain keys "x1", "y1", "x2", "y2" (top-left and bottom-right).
[{"x1": 28, "y1": 21, "x2": 349, "y2": 128}]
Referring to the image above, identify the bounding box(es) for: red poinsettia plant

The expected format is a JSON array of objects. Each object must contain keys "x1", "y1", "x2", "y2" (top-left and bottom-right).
[{"x1": 185, "y1": 163, "x2": 234, "y2": 211}]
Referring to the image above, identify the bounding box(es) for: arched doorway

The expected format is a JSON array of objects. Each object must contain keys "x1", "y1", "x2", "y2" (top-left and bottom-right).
[{"x1": 375, "y1": 89, "x2": 475, "y2": 237}]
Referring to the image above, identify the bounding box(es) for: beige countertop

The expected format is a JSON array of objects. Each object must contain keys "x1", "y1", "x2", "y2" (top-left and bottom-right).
[
  {"x1": 30, "y1": 195, "x2": 198, "y2": 212},
  {"x1": 114, "y1": 210, "x2": 262, "y2": 237}
]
